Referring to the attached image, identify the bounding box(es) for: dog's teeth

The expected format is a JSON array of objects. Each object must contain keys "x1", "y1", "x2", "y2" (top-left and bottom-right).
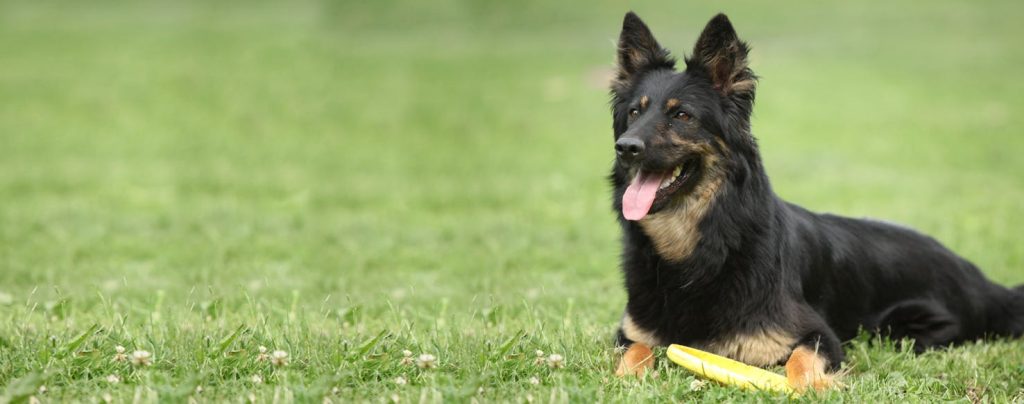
[{"x1": 672, "y1": 165, "x2": 683, "y2": 178}]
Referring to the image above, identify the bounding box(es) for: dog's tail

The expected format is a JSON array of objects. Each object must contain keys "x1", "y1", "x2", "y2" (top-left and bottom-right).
[
  {"x1": 985, "y1": 283, "x2": 1024, "y2": 338},
  {"x1": 1007, "y1": 284, "x2": 1024, "y2": 337}
]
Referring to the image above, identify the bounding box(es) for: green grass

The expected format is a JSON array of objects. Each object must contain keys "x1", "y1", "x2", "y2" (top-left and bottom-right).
[{"x1": 2, "y1": 0, "x2": 1024, "y2": 401}]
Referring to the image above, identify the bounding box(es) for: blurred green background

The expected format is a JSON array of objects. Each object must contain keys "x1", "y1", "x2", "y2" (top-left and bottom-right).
[{"x1": 1, "y1": 0, "x2": 1022, "y2": 401}]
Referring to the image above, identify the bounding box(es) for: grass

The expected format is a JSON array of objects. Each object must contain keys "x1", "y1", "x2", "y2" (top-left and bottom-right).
[{"x1": 1, "y1": 0, "x2": 1023, "y2": 401}]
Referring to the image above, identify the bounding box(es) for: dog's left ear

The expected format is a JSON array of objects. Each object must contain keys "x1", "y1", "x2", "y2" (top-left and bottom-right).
[{"x1": 688, "y1": 14, "x2": 756, "y2": 96}]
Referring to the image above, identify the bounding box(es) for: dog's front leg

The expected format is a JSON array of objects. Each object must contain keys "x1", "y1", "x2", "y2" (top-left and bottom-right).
[
  {"x1": 614, "y1": 325, "x2": 655, "y2": 377},
  {"x1": 784, "y1": 332, "x2": 844, "y2": 391},
  {"x1": 610, "y1": 343, "x2": 651, "y2": 378},
  {"x1": 615, "y1": 342, "x2": 655, "y2": 377}
]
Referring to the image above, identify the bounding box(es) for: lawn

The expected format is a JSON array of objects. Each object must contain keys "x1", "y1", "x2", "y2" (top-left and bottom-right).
[{"x1": 1, "y1": 0, "x2": 1023, "y2": 402}]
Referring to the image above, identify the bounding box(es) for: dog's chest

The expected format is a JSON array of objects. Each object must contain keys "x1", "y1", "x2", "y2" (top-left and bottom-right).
[
  {"x1": 638, "y1": 176, "x2": 723, "y2": 262},
  {"x1": 624, "y1": 310, "x2": 796, "y2": 367},
  {"x1": 695, "y1": 329, "x2": 797, "y2": 367}
]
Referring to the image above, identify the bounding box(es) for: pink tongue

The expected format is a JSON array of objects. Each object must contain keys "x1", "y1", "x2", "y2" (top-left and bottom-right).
[{"x1": 622, "y1": 170, "x2": 667, "y2": 221}]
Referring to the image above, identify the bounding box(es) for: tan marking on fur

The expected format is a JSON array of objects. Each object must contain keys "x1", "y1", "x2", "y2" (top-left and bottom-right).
[
  {"x1": 785, "y1": 346, "x2": 837, "y2": 392},
  {"x1": 666, "y1": 136, "x2": 719, "y2": 153},
  {"x1": 648, "y1": 135, "x2": 668, "y2": 147},
  {"x1": 699, "y1": 329, "x2": 797, "y2": 367},
  {"x1": 708, "y1": 44, "x2": 741, "y2": 75},
  {"x1": 638, "y1": 145, "x2": 725, "y2": 262},
  {"x1": 615, "y1": 342, "x2": 655, "y2": 377},
  {"x1": 715, "y1": 137, "x2": 730, "y2": 152},
  {"x1": 639, "y1": 95, "x2": 649, "y2": 110},
  {"x1": 730, "y1": 78, "x2": 756, "y2": 93},
  {"x1": 697, "y1": 40, "x2": 755, "y2": 95},
  {"x1": 629, "y1": 49, "x2": 646, "y2": 67},
  {"x1": 621, "y1": 313, "x2": 661, "y2": 347},
  {"x1": 647, "y1": 122, "x2": 676, "y2": 147},
  {"x1": 665, "y1": 98, "x2": 680, "y2": 110}
]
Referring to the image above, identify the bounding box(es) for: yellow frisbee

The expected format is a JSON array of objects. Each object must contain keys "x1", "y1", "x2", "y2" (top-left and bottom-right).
[{"x1": 666, "y1": 344, "x2": 795, "y2": 395}]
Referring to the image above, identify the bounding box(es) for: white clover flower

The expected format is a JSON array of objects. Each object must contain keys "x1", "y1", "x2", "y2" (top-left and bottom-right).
[
  {"x1": 402, "y1": 350, "x2": 412, "y2": 357},
  {"x1": 395, "y1": 375, "x2": 407, "y2": 385},
  {"x1": 529, "y1": 376, "x2": 540, "y2": 385},
  {"x1": 271, "y1": 350, "x2": 289, "y2": 367},
  {"x1": 251, "y1": 375, "x2": 264, "y2": 385},
  {"x1": 37, "y1": 385, "x2": 46, "y2": 394},
  {"x1": 533, "y1": 350, "x2": 546, "y2": 365},
  {"x1": 689, "y1": 379, "x2": 707, "y2": 391},
  {"x1": 257, "y1": 346, "x2": 269, "y2": 362},
  {"x1": 131, "y1": 350, "x2": 152, "y2": 367},
  {"x1": 546, "y1": 354, "x2": 564, "y2": 369},
  {"x1": 400, "y1": 349, "x2": 414, "y2": 365},
  {"x1": 195, "y1": 385, "x2": 204, "y2": 394},
  {"x1": 416, "y1": 353, "x2": 436, "y2": 369},
  {"x1": 112, "y1": 345, "x2": 128, "y2": 362},
  {"x1": 105, "y1": 374, "x2": 120, "y2": 384}
]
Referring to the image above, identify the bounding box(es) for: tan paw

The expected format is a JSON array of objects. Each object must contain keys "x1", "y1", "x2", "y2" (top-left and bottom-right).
[
  {"x1": 615, "y1": 343, "x2": 655, "y2": 377},
  {"x1": 785, "y1": 346, "x2": 838, "y2": 391}
]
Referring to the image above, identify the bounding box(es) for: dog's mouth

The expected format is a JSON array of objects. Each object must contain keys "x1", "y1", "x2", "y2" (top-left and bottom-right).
[{"x1": 622, "y1": 158, "x2": 701, "y2": 221}]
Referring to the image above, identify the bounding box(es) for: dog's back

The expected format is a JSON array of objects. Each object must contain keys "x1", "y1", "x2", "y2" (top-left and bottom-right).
[{"x1": 784, "y1": 204, "x2": 1023, "y2": 348}]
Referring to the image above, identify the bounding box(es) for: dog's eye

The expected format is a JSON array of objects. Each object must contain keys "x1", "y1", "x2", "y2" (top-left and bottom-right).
[
  {"x1": 628, "y1": 108, "x2": 639, "y2": 118},
  {"x1": 674, "y1": 111, "x2": 691, "y2": 121}
]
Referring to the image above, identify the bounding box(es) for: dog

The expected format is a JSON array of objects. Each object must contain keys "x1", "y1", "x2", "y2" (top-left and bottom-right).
[{"x1": 608, "y1": 12, "x2": 1024, "y2": 390}]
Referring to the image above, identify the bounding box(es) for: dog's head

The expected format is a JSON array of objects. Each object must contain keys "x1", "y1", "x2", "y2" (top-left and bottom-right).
[{"x1": 610, "y1": 13, "x2": 758, "y2": 221}]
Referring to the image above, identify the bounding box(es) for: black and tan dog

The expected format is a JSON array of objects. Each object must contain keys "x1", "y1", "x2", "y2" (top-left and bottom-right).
[{"x1": 609, "y1": 12, "x2": 1024, "y2": 390}]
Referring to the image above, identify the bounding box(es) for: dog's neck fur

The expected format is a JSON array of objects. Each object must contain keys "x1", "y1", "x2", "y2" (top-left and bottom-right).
[
  {"x1": 622, "y1": 137, "x2": 776, "y2": 272},
  {"x1": 618, "y1": 139, "x2": 784, "y2": 336}
]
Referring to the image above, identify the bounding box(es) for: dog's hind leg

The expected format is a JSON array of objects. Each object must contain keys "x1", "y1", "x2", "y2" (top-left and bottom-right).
[{"x1": 875, "y1": 299, "x2": 960, "y2": 352}]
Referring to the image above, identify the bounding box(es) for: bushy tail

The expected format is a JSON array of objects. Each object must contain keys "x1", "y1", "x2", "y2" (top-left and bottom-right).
[{"x1": 1010, "y1": 284, "x2": 1024, "y2": 337}]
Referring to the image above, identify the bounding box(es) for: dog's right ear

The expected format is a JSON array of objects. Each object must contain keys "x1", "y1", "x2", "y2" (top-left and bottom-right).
[{"x1": 613, "y1": 12, "x2": 675, "y2": 92}]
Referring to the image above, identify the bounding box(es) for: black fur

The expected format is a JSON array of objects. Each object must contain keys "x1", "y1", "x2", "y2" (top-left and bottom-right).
[{"x1": 609, "y1": 12, "x2": 1024, "y2": 370}]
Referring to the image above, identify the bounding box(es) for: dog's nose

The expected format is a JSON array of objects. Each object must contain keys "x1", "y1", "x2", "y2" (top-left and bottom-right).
[{"x1": 615, "y1": 137, "x2": 645, "y2": 162}]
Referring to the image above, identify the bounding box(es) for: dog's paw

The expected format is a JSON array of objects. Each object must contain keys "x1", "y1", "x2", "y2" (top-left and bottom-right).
[
  {"x1": 615, "y1": 343, "x2": 655, "y2": 377},
  {"x1": 785, "y1": 346, "x2": 840, "y2": 391}
]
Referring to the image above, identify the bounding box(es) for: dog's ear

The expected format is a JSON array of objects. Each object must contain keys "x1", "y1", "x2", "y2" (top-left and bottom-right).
[
  {"x1": 613, "y1": 12, "x2": 674, "y2": 91},
  {"x1": 688, "y1": 13, "x2": 755, "y2": 96}
]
